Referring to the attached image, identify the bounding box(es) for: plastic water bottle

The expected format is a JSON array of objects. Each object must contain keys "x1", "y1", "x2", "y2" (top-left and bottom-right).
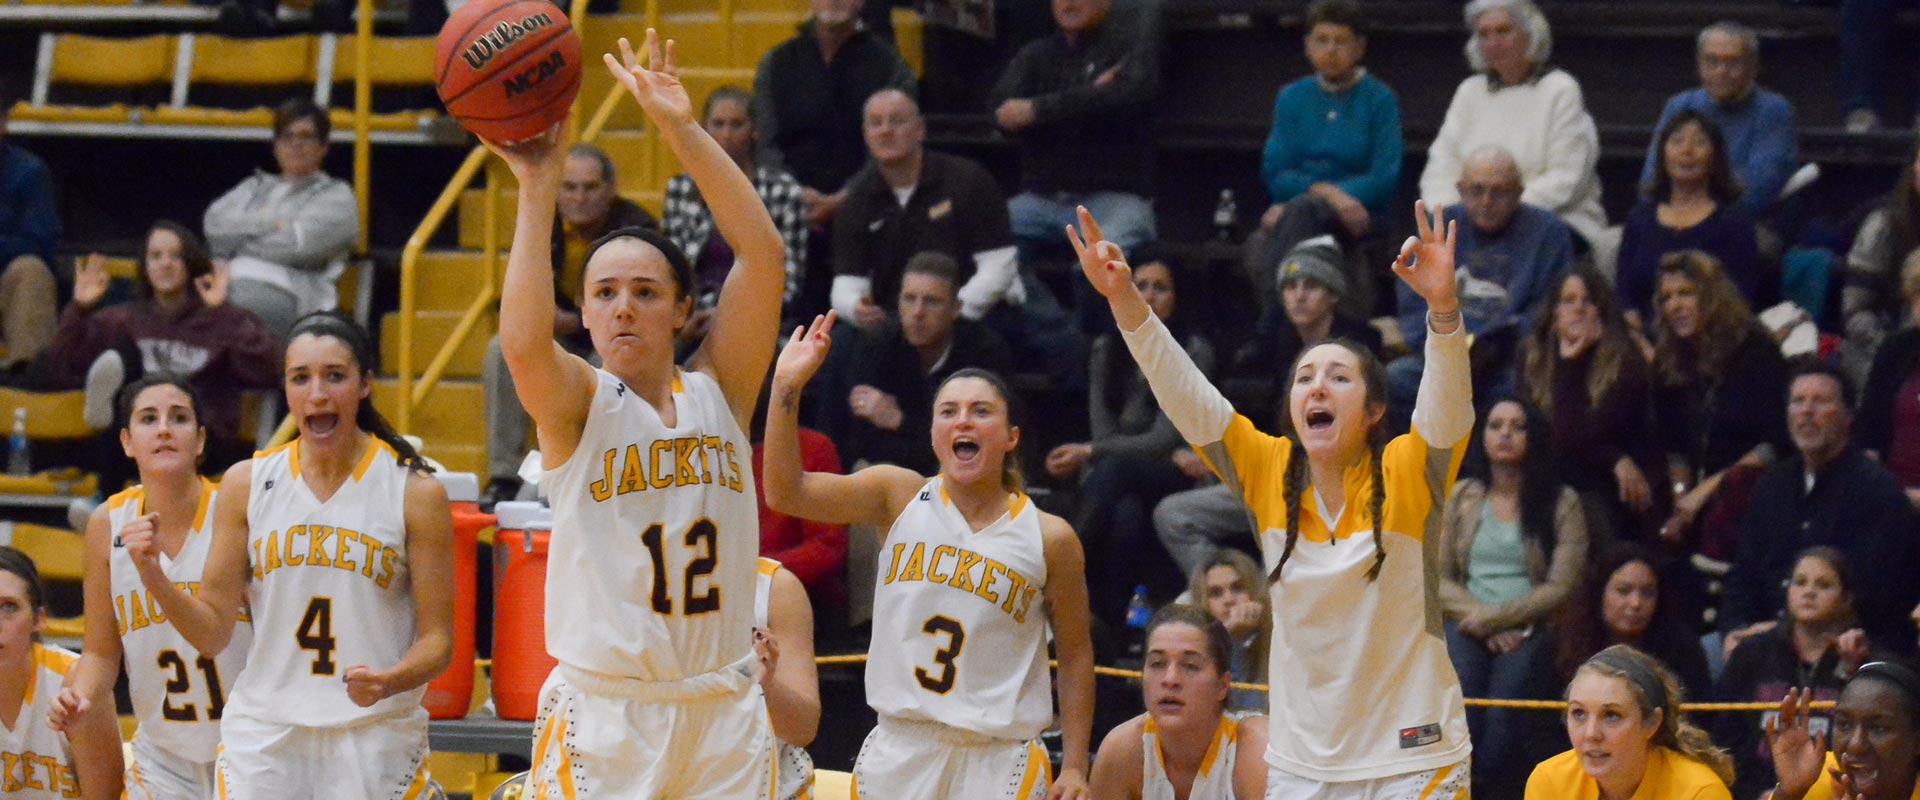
[
  {"x1": 8, "y1": 409, "x2": 29, "y2": 476},
  {"x1": 1212, "y1": 189, "x2": 1238, "y2": 241},
  {"x1": 1124, "y1": 585, "x2": 1152, "y2": 659}
]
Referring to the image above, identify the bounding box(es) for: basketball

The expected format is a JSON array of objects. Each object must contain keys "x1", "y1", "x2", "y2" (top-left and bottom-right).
[{"x1": 433, "y1": 0, "x2": 582, "y2": 143}]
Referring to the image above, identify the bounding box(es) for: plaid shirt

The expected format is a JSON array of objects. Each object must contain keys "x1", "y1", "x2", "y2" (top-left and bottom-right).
[{"x1": 662, "y1": 165, "x2": 809, "y2": 304}]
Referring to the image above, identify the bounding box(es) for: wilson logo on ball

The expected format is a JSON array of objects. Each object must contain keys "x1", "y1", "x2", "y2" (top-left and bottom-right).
[
  {"x1": 459, "y1": 12, "x2": 557, "y2": 71},
  {"x1": 504, "y1": 50, "x2": 567, "y2": 98}
]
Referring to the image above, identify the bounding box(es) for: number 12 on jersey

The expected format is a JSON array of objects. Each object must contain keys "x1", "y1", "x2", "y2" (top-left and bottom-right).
[{"x1": 639, "y1": 518, "x2": 721, "y2": 616}]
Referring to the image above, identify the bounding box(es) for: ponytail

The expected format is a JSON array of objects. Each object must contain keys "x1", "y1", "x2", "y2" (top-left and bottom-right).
[{"x1": 286, "y1": 311, "x2": 433, "y2": 473}]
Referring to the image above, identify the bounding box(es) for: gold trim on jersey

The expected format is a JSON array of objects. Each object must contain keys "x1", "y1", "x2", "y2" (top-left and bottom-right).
[{"x1": 1013, "y1": 740, "x2": 1049, "y2": 800}]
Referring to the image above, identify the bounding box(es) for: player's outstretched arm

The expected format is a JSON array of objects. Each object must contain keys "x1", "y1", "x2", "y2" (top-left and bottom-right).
[
  {"x1": 606, "y1": 31, "x2": 784, "y2": 426},
  {"x1": 136, "y1": 460, "x2": 252, "y2": 656},
  {"x1": 345, "y1": 473, "x2": 455, "y2": 708},
  {"x1": 1041, "y1": 514, "x2": 1095, "y2": 800},
  {"x1": 1073, "y1": 206, "x2": 1234, "y2": 449},
  {"x1": 763, "y1": 313, "x2": 921, "y2": 529},
  {"x1": 49, "y1": 505, "x2": 122, "y2": 733},
  {"x1": 68, "y1": 684, "x2": 123, "y2": 800},
  {"x1": 1232, "y1": 715, "x2": 1271, "y2": 800},
  {"x1": 1392, "y1": 200, "x2": 1473, "y2": 448},
  {"x1": 762, "y1": 566, "x2": 820, "y2": 747},
  {"x1": 483, "y1": 123, "x2": 597, "y2": 464}
]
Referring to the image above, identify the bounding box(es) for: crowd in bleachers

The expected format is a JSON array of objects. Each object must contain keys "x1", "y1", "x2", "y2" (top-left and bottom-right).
[{"x1": 6, "y1": 0, "x2": 1920, "y2": 795}]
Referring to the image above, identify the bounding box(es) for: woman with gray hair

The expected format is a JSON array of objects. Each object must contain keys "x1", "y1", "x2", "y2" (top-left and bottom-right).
[{"x1": 1420, "y1": 0, "x2": 1615, "y2": 270}]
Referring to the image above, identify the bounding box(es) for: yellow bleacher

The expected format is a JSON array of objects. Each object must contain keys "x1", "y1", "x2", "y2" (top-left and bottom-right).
[
  {"x1": 148, "y1": 33, "x2": 319, "y2": 128},
  {"x1": 8, "y1": 33, "x2": 176, "y2": 126}
]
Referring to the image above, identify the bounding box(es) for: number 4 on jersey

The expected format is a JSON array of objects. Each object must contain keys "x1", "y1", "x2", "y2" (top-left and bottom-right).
[{"x1": 297, "y1": 596, "x2": 338, "y2": 675}]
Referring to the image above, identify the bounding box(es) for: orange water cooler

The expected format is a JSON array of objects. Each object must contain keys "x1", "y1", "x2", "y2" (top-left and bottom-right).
[
  {"x1": 422, "y1": 473, "x2": 487, "y2": 719},
  {"x1": 490, "y1": 501, "x2": 556, "y2": 721}
]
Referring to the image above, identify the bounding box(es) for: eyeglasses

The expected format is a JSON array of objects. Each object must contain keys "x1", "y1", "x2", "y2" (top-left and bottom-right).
[{"x1": 1459, "y1": 184, "x2": 1520, "y2": 201}]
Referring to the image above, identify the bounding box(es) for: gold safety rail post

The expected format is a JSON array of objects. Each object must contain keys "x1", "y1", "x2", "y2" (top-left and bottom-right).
[
  {"x1": 387, "y1": 0, "x2": 636, "y2": 440},
  {"x1": 352, "y1": 0, "x2": 372, "y2": 252}
]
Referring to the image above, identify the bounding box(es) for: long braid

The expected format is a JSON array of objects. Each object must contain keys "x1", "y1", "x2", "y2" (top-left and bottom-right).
[
  {"x1": 1364, "y1": 423, "x2": 1389, "y2": 581},
  {"x1": 1270, "y1": 437, "x2": 1309, "y2": 585}
]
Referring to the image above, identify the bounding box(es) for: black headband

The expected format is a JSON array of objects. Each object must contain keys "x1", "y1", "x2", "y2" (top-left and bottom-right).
[{"x1": 1856, "y1": 661, "x2": 1920, "y2": 709}]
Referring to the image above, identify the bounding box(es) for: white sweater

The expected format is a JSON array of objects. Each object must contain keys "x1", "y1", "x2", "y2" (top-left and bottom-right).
[{"x1": 1420, "y1": 69, "x2": 1609, "y2": 250}]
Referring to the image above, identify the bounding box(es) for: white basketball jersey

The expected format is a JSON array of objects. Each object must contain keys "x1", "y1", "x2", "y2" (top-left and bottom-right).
[
  {"x1": 544, "y1": 369, "x2": 757, "y2": 681},
  {"x1": 0, "y1": 644, "x2": 82, "y2": 798},
  {"x1": 1142, "y1": 716, "x2": 1241, "y2": 800},
  {"x1": 226, "y1": 438, "x2": 421, "y2": 726},
  {"x1": 107, "y1": 480, "x2": 252, "y2": 764},
  {"x1": 866, "y1": 477, "x2": 1052, "y2": 741},
  {"x1": 754, "y1": 557, "x2": 816, "y2": 800}
]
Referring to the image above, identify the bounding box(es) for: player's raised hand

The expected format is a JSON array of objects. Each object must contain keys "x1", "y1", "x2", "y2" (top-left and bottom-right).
[
  {"x1": 47, "y1": 687, "x2": 90, "y2": 732},
  {"x1": 480, "y1": 118, "x2": 569, "y2": 188},
  {"x1": 1766, "y1": 687, "x2": 1827, "y2": 800},
  {"x1": 343, "y1": 665, "x2": 393, "y2": 707},
  {"x1": 1390, "y1": 201, "x2": 1459, "y2": 318},
  {"x1": 1067, "y1": 206, "x2": 1133, "y2": 301},
  {"x1": 772, "y1": 312, "x2": 836, "y2": 392},
  {"x1": 604, "y1": 30, "x2": 692, "y2": 125}
]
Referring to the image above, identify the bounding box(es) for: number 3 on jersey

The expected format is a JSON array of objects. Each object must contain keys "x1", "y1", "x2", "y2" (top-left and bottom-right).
[
  {"x1": 639, "y1": 518, "x2": 720, "y2": 616},
  {"x1": 914, "y1": 615, "x2": 965, "y2": 694},
  {"x1": 297, "y1": 596, "x2": 337, "y2": 675}
]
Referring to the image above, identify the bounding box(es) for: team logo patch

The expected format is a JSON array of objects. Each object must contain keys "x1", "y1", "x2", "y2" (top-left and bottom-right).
[{"x1": 1398, "y1": 723, "x2": 1442, "y2": 749}]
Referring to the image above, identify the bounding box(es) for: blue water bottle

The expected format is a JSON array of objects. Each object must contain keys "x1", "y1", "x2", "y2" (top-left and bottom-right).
[{"x1": 1124, "y1": 585, "x2": 1152, "y2": 659}]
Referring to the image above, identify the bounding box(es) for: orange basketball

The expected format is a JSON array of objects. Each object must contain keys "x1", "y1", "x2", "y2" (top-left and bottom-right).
[{"x1": 433, "y1": 0, "x2": 582, "y2": 143}]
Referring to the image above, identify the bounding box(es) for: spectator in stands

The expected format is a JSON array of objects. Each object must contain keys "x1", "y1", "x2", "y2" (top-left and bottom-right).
[
  {"x1": 1554, "y1": 542, "x2": 1712, "y2": 699},
  {"x1": 1618, "y1": 112, "x2": 1764, "y2": 321},
  {"x1": 1525, "y1": 645, "x2": 1734, "y2": 800},
  {"x1": 481, "y1": 143, "x2": 658, "y2": 506},
  {"x1": 752, "y1": 0, "x2": 916, "y2": 313},
  {"x1": 1641, "y1": 22, "x2": 1798, "y2": 219},
  {"x1": 1187, "y1": 550, "x2": 1270, "y2": 712},
  {"x1": 991, "y1": 0, "x2": 1163, "y2": 281},
  {"x1": 1861, "y1": 250, "x2": 1920, "y2": 510},
  {"x1": 1519, "y1": 268, "x2": 1660, "y2": 544},
  {"x1": 1438, "y1": 397, "x2": 1588, "y2": 796},
  {"x1": 824, "y1": 252, "x2": 1010, "y2": 472},
  {"x1": 0, "y1": 106, "x2": 58, "y2": 382},
  {"x1": 749, "y1": 380, "x2": 848, "y2": 614},
  {"x1": 1248, "y1": 0, "x2": 1402, "y2": 318},
  {"x1": 1648, "y1": 251, "x2": 1788, "y2": 560},
  {"x1": 1722, "y1": 361, "x2": 1919, "y2": 656},
  {"x1": 1715, "y1": 546, "x2": 1874, "y2": 800},
  {"x1": 1393, "y1": 146, "x2": 1569, "y2": 420},
  {"x1": 202, "y1": 98, "x2": 358, "y2": 340},
  {"x1": 1162, "y1": 237, "x2": 1379, "y2": 576},
  {"x1": 832, "y1": 89, "x2": 1021, "y2": 334},
  {"x1": 54, "y1": 221, "x2": 279, "y2": 482},
  {"x1": 663, "y1": 87, "x2": 808, "y2": 334},
  {"x1": 1420, "y1": 0, "x2": 1613, "y2": 269},
  {"x1": 1838, "y1": 0, "x2": 1920, "y2": 132},
  {"x1": 1045, "y1": 254, "x2": 1212, "y2": 623},
  {"x1": 1840, "y1": 141, "x2": 1920, "y2": 380},
  {"x1": 1225, "y1": 235, "x2": 1383, "y2": 421}
]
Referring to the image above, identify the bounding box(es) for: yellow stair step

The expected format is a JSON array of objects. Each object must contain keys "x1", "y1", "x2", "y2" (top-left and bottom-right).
[
  {"x1": 374, "y1": 378, "x2": 486, "y2": 452},
  {"x1": 422, "y1": 442, "x2": 486, "y2": 476},
  {"x1": 409, "y1": 250, "x2": 501, "y2": 313},
  {"x1": 379, "y1": 309, "x2": 495, "y2": 381}
]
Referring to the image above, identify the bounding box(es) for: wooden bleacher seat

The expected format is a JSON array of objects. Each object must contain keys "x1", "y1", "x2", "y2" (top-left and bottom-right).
[
  {"x1": 147, "y1": 33, "x2": 318, "y2": 128},
  {"x1": 322, "y1": 34, "x2": 442, "y2": 133},
  {"x1": 7, "y1": 33, "x2": 175, "y2": 126},
  {"x1": 2, "y1": 521, "x2": 88, "y2": 639},
  {"x1": 0, "y1": 388, "x2": 102, "y2": 510}
]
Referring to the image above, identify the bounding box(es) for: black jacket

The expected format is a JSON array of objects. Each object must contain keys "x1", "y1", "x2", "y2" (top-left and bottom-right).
[{"x1": 751, "y1": 22, "x2": 916, "y2": 193}]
